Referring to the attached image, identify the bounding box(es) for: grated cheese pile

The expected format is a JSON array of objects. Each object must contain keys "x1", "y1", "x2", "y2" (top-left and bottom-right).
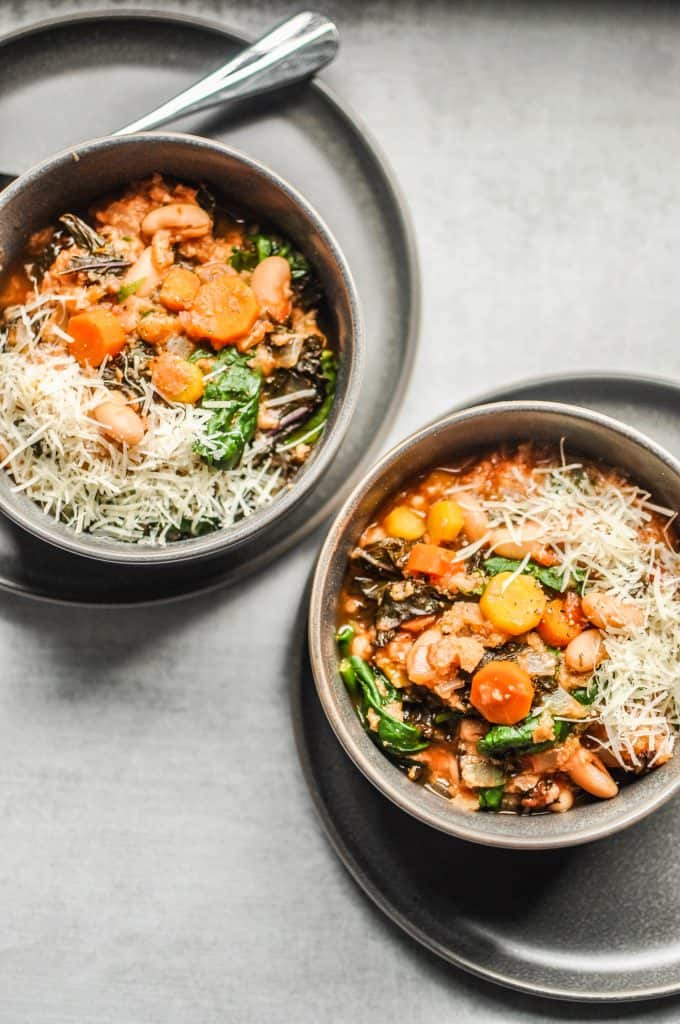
[
  {"x1": 0, "y1": 295, "x2": 286, "y2": 544},
  {"x1": 451, "y1": 456, "x2": 680, "y2": 768}
]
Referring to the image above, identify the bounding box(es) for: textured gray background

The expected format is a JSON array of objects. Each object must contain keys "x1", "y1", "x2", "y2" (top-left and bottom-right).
[{"x1": 2, "y1": 1, "x2": 680, "y2": 1020}]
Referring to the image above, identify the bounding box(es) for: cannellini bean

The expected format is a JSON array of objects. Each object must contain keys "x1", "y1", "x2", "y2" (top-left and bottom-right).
[
  {"x1": 565, "y1": 628, "x2": 605, "y2": 672},
  {"x1": 93, "y1": 392, "x2": 145, "y2": 446},
  {"x1": 251, "y1": 256, "x2": 292, "y2": 322},
  {"x1": 549, "y1": 784, "x2": 574, "y2": 813},
  {"x1": 567, "y1": 746, "x2": 618, "y2": 799},
  {"x1": 141, "y1": 203, "x2": 212, "y2": 239},
  {"x1": 151, "y1": 228, "x2": 174, "y2": 271},
  {"x1": 457, "y1": 496, "x2": 490, "y2": 542},
  {"x1": 123, "y1": 246, "x2": 161, "y2": 297},
  {"x1": 489, "y1": 524, "x2": 555, "y2": 566},
  {"x1": 581, "y1": 591, "x2": 644, "y2": 630}
]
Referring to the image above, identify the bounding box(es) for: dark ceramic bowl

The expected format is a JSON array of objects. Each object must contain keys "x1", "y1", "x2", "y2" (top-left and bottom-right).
[
  {"x1": 0, "y1": 133, "x2": 362, "y2": 564},
  {"x1": 309, "y1": 401, "x2": 680, "y2": 849}
]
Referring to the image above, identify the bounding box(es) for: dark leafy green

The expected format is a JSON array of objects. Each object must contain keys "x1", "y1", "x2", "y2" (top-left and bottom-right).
[
  {"x1": 279, "y1": 350, "x2": 337, "y2": 449},
  {"x1": 483, "y1": 556, "x2": 586, "y2": 594},
  {"x1": 477, "y1": 715, "x2": 572, "y2": 757},
  {"x1": 58, "y1": 213, "x2": 107, "y2": 253},
  {"x1": 478, "y1": 785, "x2": 505, "y2": 811},
  {"x1": 336, "y1": 624, "x2": 355, "y2": 656},
  {"x1": 229, "y1": 232, "x2": 311, "y2": 281},
  {"x1": 193, "y1": 349, "x2": 262, "y2": 469},
  {"x1": 346, "y1": 655, "x2": 429, "y2": 756},
  {"x1": 351, "y1": 537, "x2": 411, "y2": 578},
  {"x1": 355, "y1": 578, "x2": 448, "y2": 647},
  {"x1": 573, "y1": 679, "x2": 599, "y2": 705}
]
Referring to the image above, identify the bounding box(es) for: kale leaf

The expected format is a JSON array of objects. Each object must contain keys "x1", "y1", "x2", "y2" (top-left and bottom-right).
[
  {"x1": 483, "y1": 556, "x2": 585, "y2": 594},
  {"x1": 193, "y1": 348, "x2": 262, "y2": 469},
  {"x1": 229, "y1": 232, "x2": 311, "y2": 281}
]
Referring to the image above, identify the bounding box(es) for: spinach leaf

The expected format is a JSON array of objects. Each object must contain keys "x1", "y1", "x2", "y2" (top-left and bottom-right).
[
  {"x1": 229, "y1": 232, "x2": 311, "y2": 281},
  {"x1": 336, "y1": 624, "x2": 355, "y2": 656},
  {"x1": 278, "y1": 350, "x2": 337, "y2": 449},
  {"x1": 478, "y1": 785, "x2": 505, "y2": 811},
  {"x1": 572, "y1": 679, "x2": 599, "y2": 705},
  {"x1": 477, "y1": 715, "x2": 571, "y2": 757},
  {"x1": 346, "y1": 655, "x2": 429, "y2": 756},
  {"x1": 483, "y1": 556, "x2": 585, "y2": 594},
  {"x1": 193, "y1": 348, "x2": 262, "y2": 469}
]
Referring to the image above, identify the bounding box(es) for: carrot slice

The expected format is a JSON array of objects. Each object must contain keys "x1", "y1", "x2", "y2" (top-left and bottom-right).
[
  {"x1": 159, "y1": 266, "x2": 201, "y2": 312},
  {"x1": 407, "y1": 543, "x2": 461, "y2": 577},
  {"x1": 183, "y1": 273, "x2": 259, "y2": 348},
  {"x1": 67, "y1": 308, "x2": 126, "y2": 367},
  {"x1": 151, "y1": 352, "x2": 204, "y2": 404},
  {"x1": 538, "y1": 593, "x2": 587, "y2": 647},
  {"x1": 470, "y1": 661, "x2": 535, "y2": 725}
]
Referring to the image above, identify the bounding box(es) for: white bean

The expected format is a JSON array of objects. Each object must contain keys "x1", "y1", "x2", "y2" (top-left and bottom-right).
[
  {"x1": 457, "y1": 496, "x2": 490, "y2": 542},
  {"x1": 141, "y1": 203, "x2": 212, "y2": 239},
  {"x1": 565, "y1": 629, "x2": 605, "y2": 672},
  {"x1": 93, "y1": 392, "x2": 145, "y2": 446},
  {"x1": 490, "y1": 524, "x2": 555, "y2": 567},
  {"x1": 549, "y1": 784, "x2": 574, "y2": 813},
  {"x1": 567, "y1": 746, "x2": 618, "y2": 799},
  {"x1": 251, "y1": 256, "x2": 292, "y2": 322},
  {"x1": 582, "y1": 591, "x2": 644, "y2": 630}
]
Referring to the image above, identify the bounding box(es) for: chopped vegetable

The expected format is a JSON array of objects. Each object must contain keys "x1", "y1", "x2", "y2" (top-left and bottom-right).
[
  {"x1": 151, "y1": 352, "x2": 204, "y2": 404},
  {"x1": 347, "y1": 654, "x2": 429, "y2": 756},
  {"x1": 229, "y1": 232, "x2": 311, "y2": 280},
  {"x1": 193, "y1": 348, "x2": 262, "y2": 469},
  {"x1": 483, "y1": 556, "x2": 585, "y2": 594},
  {"x1": 407, "y1": 543, "x2": 460, "y2": 577},
  {"x1": 67, "y1": 309, "x2": 126, "y2": 367},
  {"x1": 184, "y1": 273, "x2": 259, "y2": 347},
  {"x1": 427, "y1": 499, "x2": 464, "y2": 544},
  {"x1": 384, "y1": 505, "x2": 426, "y2": 541},
  {"x1": 538, "y1": 594, "x2": 587, "y2": 647},
  {"x1": 117, "y1": 278, "x2": 144, "y2": 302},
  {"x1": 478, "y1": 785, "x2": 505, "y2": 811},
  {"x1": 159, "y1": 266, "x2": 201, "y2": 312},
  {"x1": 336, "y1": 623, "x2": 355, "y2": 655},
  {"x1": 480, "y1": 572, "x2": 547, "y2": 635},
  {"x1": 278, "y1": 350, "x2": 337, "y2": 448},
  {"x1": 470, "y1": 660, "x2": 535, "y2": 725},
  {"x1": 477, "y1": 715, "x2": 571, "y2": 757}
]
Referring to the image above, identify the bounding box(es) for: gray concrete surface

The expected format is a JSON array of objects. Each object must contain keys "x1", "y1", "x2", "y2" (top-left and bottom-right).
[{"x1": 2, "y1": 1, "x2": 680, "y2": 1020}]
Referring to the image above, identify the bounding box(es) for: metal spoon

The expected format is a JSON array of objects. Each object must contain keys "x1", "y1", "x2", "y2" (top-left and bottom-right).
[{"x1": 0, "y1": 10, "x2": 338, "y2": 188}]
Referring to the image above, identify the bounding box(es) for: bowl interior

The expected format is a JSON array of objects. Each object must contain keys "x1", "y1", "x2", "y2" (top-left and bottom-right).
[
  {"x1": 311, "y1": 402, "x2": 680, "y2": 849},
  {"x1": 0, "y1": 133, "x2": 361, "y2": 563}
]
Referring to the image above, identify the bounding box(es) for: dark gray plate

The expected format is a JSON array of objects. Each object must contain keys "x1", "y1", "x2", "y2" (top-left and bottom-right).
[
  {"x1": 0, "y1": 10, "x2": 418, "y2": 604},
  {"x1": 295, "y1": 372, "x2": 680, "y2": 1003}
]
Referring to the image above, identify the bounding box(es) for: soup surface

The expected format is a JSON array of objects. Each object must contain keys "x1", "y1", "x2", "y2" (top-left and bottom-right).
[
  {"x1": 337, "y1": 444, "x2": 680, "y2": 814},
  {"x1": 0, "y1": 174, "x2": 335, "y2": 543}
]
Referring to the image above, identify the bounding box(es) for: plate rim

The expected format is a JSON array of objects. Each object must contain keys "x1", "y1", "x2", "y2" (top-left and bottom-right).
[
  {"x1": 295, "y1": 369, "x2": 680, "y2": 1004},
  {"x1": 0, "y1": 5, "x2": 421, "y2": 606}
]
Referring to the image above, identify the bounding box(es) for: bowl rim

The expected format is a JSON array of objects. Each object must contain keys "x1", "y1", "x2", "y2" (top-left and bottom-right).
[
  {"x1": 308, "y1": 398, "x2": 680, "y2": 850},
  {"x1": 0, "y1": 131, "x2": 364, "y2": 564}
]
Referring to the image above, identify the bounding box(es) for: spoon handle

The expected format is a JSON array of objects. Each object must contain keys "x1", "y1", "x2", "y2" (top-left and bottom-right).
[{"x1": 115, "y1": 11, "x2": 339, "y2": 136}]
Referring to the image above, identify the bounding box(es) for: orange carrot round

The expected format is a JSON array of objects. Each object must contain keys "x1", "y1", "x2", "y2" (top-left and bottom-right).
[
  {"x1": 67, "y1": 308, "x2": 126, "y2": 367},
  {"x1": 538, "y1": 593, "x2": 587, "y2": 647},
  {"x1": 470, "y1": 660, "x2": 535, "y2": 725},
  {"x1": 183, "y1": 273, "x2": 259, "y2": 348},
  {"x1": 151, "y1": 352, "x2": 204, "y2": 404},
  {"x1": 159, "y1": 266, "x2": 201, "y2": 312}
]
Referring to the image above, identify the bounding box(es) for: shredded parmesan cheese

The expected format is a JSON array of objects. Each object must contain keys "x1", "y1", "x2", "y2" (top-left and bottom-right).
[
  {"x1": 0, "y1": 294, "x2": 287, "y2": 545},
  {"x1": 460, "y1": 459, "x2": 680, "y2": 767}
]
